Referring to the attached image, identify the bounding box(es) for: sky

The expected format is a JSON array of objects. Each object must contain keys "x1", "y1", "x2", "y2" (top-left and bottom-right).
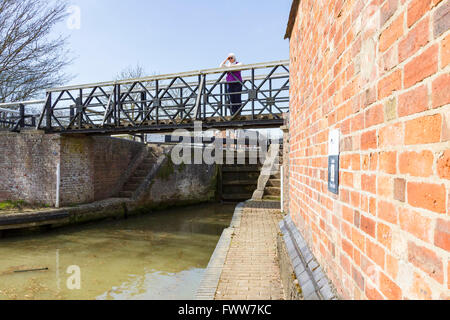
[{"x1": 54, "y1": 0, "x2": 292, "y2": 86}]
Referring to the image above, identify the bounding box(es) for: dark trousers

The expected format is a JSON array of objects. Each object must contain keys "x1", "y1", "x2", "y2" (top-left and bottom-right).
[{"x1": 227, "y1": 82, "x2": 242, "y2": 115}]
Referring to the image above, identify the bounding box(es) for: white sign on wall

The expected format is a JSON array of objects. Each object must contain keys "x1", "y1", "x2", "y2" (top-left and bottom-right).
[
  {"x1": 328, "y1": 129, "x2": 340, "y2": 195},
  {"x1": 328, "y1": 129, "x2": 340, "y2": 156}
]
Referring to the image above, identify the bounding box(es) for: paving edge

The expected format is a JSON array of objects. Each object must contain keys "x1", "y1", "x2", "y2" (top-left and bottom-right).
[
  {"x1": 279, "y1": 215, "x2": 339, "y2": 300},
  {"x1": 195, "y1": 201, "x2": 246, "y2": 300}
]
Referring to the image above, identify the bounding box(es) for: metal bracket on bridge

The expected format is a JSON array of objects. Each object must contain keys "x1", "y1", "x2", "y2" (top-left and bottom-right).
[
  {"x1": 266, "y1": 97, "x2": 275, "y2": 106},
  {"x1": 153, "y1": 98, "x2": 160, "y2": 108}
]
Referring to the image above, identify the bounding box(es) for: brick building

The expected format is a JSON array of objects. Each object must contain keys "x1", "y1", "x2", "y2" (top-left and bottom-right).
[{"x1": 284, "y1": 0, "x2": 449, "y2": 299}]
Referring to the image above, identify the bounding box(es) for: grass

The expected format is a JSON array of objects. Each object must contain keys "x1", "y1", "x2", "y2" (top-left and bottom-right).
[
  {"x1": 0, "y1": 200, "x2": 53, "y2": 214},
  {"x1": 0, "y1": 200, "x2": 27, "y2": 212}
]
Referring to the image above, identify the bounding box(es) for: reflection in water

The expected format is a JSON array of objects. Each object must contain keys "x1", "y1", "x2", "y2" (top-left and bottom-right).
[{"x1": 0, "y1": 203, "x2": 235, "y2": 300}]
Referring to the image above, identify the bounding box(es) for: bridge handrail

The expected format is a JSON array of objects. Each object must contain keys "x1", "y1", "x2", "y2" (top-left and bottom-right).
[
  {"x1": 46, "y1": 60, "x2": 289, "y2": 92},
  {"x1": 1, "y1": 59, "x2": 290, "y2": 134},
  {"x1": 0, "y1": 99, "x2": 46, "y2": 109},
  {"x1": 0, "y1": 104, "x2": 40, "y2": 131},
  {"x1": 0, "y1": 107, "x2": 20, "y2": 114},
  {"x1": 0, "y1": 72, "x2": 289, "y2": 108},
  {"x1": 51, "y1": 72, "x2": 290, "y2": 100}
]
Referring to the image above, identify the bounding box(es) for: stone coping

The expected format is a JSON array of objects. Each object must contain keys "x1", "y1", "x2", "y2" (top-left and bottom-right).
[
  {"x1": 0, "y1": 198, "x2": 130, "y2": 232},
  {"x1": 195, "y1": 201, "x2": 245, "y2": 300},
  {"x1": 279, "y1": 216, "x2": 339, "y2": 300}
]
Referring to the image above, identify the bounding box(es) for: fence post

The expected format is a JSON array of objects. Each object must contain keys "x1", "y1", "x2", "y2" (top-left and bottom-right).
[
  {"x1": 202, "y1": 74, "x2": 207, "y2": 120},
  {"x1": 45, "y1": 93, "x2": 52, "y2": 130},
  {"x1": 19, "y1": 104, "x2": 25, "y2": 129},
  {"x1": 140, "y1": 91, "x2": 146, "y2": 122},
  {"x1": 179, "y1": 87, "x2": 184, "y2": 119},
  {"x1": 70, "y1": 105, "x2": 75, "y2": 123},
  {"x1": 155, "y1": 80, "x2": 159, "y2": 124},
  {"x1": 116, "y1": 85, "x2": 121, "y2": 127},
  {"x1": 76, "y1": 96, "x2": 82, "y2": 129},
  {"x1": 252, "y1": 68, "x2": 255, "y2": 119}
]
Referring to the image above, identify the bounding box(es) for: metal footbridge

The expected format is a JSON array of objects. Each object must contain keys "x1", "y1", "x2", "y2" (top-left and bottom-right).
[{"x1": 0, "y1": 60, "x2": 289, "y2": 134}]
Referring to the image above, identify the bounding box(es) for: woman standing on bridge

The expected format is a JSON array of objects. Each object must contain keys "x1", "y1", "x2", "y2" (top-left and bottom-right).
[{"x1": 220, "y1": 53, "x2": 243, "y2": 115}]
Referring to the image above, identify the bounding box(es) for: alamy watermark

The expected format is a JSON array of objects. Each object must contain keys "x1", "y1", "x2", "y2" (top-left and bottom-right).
[
  {"x1": 56, "y1": 249, "x2": 81, "y2": 291},
  {"x1": 169, "y1": 122, "x2": 281, "y2": 171},
  {"x1": 67, "y1": 5, "x2": 81, "y2": 30}
]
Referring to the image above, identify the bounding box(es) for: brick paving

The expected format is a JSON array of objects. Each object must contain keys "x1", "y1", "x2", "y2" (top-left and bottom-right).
[{"x1": 215, "y1": 201, "x2": 284, "y2": 300}]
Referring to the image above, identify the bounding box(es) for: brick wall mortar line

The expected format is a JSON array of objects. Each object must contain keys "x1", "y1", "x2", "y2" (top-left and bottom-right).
[
  {"x1": 289, "y1": 189, "x2": 448, "y2": 252},
  {"x1": 292, "y1": 179, "x2": 446, "y2": 226},
  {"x1": 302, "y1": 36, "x2": 449, "y2": 125}
]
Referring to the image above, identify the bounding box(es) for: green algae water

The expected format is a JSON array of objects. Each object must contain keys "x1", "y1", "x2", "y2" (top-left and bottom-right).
[{"x1": 0, "y1": 203, "x2": 235, "y2": 300}]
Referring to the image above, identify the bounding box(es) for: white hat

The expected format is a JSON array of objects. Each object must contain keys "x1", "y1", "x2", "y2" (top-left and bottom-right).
[{"x1": 228, "y1": 53, "x2": 236, "y2": 59}]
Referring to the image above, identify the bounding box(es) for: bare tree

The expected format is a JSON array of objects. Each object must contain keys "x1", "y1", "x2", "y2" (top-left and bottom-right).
[
  {"x1": 115, "y1": 64, "x2": 148, "y2": 82},
  {"x1": 0, "y1": 0, "x2": 73, "y2": 103},
  {"x1": 115, "y1": 64, "x2": 191, "y2": 118},
  {"x1": 115, "y1": 64, "x2": 155, "y2": 124},
  {"x1": 115, "y1": 64, "x2": 194, "y2": 142}
]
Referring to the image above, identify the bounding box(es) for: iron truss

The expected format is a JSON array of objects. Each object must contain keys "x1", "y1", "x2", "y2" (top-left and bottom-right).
[
  {"x1": 0, "y1": 101, "x2": 42, "y2": 132},
  {"x1": 2, "y1": 60, "x2": 289, "y2": 134}
]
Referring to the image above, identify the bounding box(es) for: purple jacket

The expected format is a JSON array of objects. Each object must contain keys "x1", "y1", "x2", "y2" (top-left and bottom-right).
[{"x1": 226, "y1": 63, "x2": 243, "y2": 83}]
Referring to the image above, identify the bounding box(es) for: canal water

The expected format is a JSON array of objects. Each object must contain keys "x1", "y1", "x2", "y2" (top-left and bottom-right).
[{"x1": 0, "y1": 203, "x2": 235, "y2": 300}]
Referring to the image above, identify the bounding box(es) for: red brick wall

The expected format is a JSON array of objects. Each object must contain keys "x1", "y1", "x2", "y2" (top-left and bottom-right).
[
  {"x1": 288, "y1": 0, "x2": 449, "y2": 299},
  {"x1": 60, "y1": 136, "x2": 95, "y2": 205},
  {"x1": 59, "y1": 136, "x2": 144, "y2": 204},
  {"x1": 0, "y1": 132, "x2": 144, "y2": 206},
  {"x1": 0, "y1": 132, "x2": 59, "y2": 205},
  {"x1": 282, "y1": 115, "x2": 291, "y2": 214},
  {"x1": 91, "y1": 137, "x2": 144, "y2": 201}
]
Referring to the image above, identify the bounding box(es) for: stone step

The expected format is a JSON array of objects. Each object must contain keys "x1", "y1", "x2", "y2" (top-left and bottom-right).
[
  {"x1": 223, "y1": 184, "x2": 256, "y2": 194},
  {"x1": 222, "y1": 172, "x2": 260, "y2": 181},
  {"x1": 222, "y1": 166, "x2": 261, "y2": 173},
  {"x1": 222, "y1": 180, "x2": 258, "y2": 186},
  {"x1": 221, "y1": 162, "x2": 263, "y2": 166},
  {"x1": 222, "y1": 162, "x2": 261, "y2": 167},
  {"x1": 137, "y1": 163, "x2": 153, "y2": 171},
  {"x1": 141, "y1": 155, "x2": 155, "y2": 162},
  {"x1": 263, "y1": 195, "x2": 281, "y2": 201},
  {"x1": 134, "y1": 169, "x2": 148, "y2": 176},
  {"x1": 221, "y1": 152, "x2": 260, "y2": 157},
  {"x1": 270, "y1": 172, "x2": 281, "y2": 179},
  {"x1": 221, "y1": 193, "x2": 253, "y2": 201},
  {"x1": 118, "y1": 191, "x2": 133, "y2": 198},
  {"x1": 264, "y1": 187, "x2": 281, "y2": 196},
  {"x1": 267, "y1": 179, "x2": 281, "y2": 187},
  {"x1": 123, "y1": 183, "x2": 140, "y2": 191},
  {"x1": 141, "y1": 159, "x2": 156, "y2": 165},
  {"x1": 129, "y1": 176, "x2": 146, "y2": 183}
]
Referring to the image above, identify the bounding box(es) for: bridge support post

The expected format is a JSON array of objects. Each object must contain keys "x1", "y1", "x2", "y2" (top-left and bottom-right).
[
  {"x1": 112, "y1": 84, "x2": 118, "y2": 127},
  {"x1": 116, "y1": 85, "x2": 121, "y2": 127},
  {"x1": 45, "y1": 93, "x2": 52, "y2": 130},
  {"x1": 140, "y1": 91, "x2": 146, "y2": 122},
  {"x1": 76, "y1": 97, "x2": 82, "y2": 129},
  {"x1": 155, "y1": 80, "x2": 159, "y2": 124},
  {"x1": 179, "y1": 87, "x2": 184, "y2": 119},
  {"x1": 70, "y1": 105, "x2": 75, "y2": 123},
  {"x1": 19, "y1": 104, "x2": 25, "y2": 129},
  {"x1": 202, "y1": 74, "x2": 207, "y2": 121},
  {"x1": 251, "y1": 68, "x2": 255, "y2": 119}
]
